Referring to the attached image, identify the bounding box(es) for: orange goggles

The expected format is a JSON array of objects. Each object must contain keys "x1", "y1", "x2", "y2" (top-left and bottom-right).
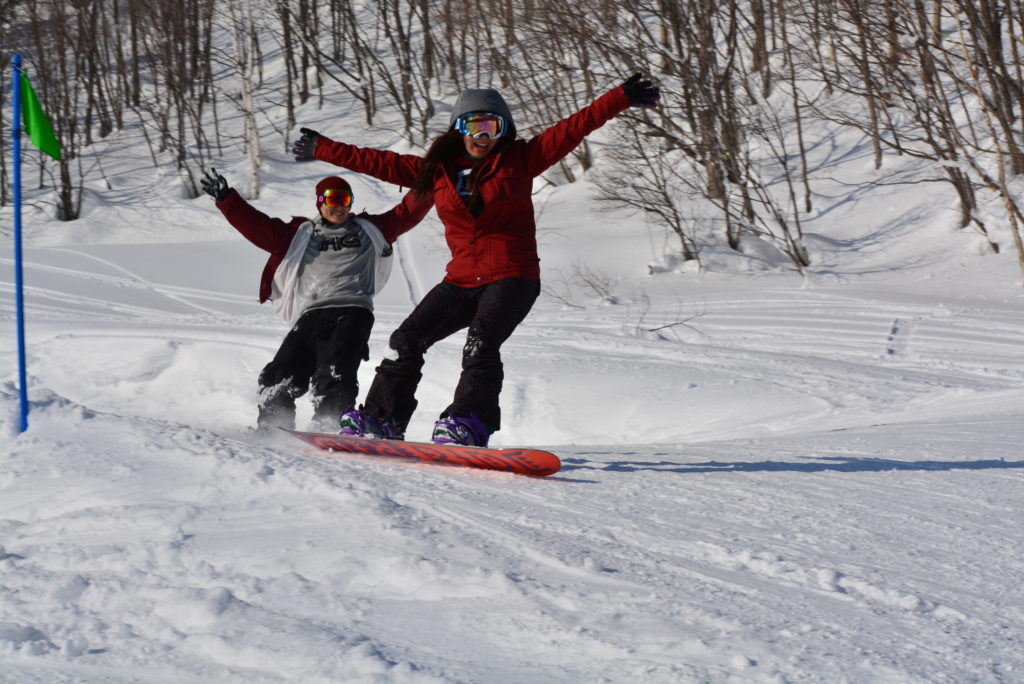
[{"x1": 318, "y1": 188, "x2": 353, "y2": 208}]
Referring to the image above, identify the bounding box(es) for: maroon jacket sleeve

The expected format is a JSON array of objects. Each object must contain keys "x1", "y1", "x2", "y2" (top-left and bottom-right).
[
  {"x1": 314, "y1": 138, "x2": 423, "y2": 188},
  {"x1": 214, "y1": 189, "x2": 306, "y2": 303},
  {"x1": 524, "y1": 85, "x2": 631, "y2": 178},
  {"x1": 361, "y1": 189, "x2": 434, "y2": 243},
  {"x1": 215, "y1": 189, "x2": 303, "y2": 256}
]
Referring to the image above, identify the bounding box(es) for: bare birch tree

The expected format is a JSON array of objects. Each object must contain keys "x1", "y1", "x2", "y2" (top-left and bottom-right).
[
  {"x1": 3, "y1": 0, "x2": 1021, "y2": 281},
  {"x1": 226, "y1": 0, "x2": 263, "y2": 198}
]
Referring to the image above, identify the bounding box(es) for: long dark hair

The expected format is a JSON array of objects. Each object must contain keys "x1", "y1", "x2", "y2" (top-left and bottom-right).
[{"x1": 411, "y1": 131, "x2": 513, "y2": 210}]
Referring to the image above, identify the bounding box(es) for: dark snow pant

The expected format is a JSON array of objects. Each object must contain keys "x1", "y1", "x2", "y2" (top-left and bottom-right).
[
  {"x1": 363, "y1": 277, "x2": 540, "y2": 432},
  {"x1": 257, "y1": 306, "x2": 373, "y2": 430}
]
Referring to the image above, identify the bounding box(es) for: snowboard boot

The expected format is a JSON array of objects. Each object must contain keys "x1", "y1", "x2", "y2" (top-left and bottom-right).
[
  {"x1": 256, "y1": 404, "x2": 295, "y2": 433},
  {"x1": 338, "y1": 406, "x2": 405, "y2": 440},
  {"x1": 311, "y1": 397, "x2": 351, "y2": 434},
  {"x1": 308, "y1": 414, "x2": 340, "y2": 433},
  {"x1": 431, "y1": 413, "x2": 490, "y2": 447}
]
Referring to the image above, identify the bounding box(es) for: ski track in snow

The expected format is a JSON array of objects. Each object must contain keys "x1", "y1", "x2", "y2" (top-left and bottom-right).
[{"x1": 3, "y1": 239, "x2": 1023, "y2": 684}]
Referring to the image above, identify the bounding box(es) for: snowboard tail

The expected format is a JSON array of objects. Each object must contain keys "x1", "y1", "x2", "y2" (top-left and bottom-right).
[{"x1": 284, "y1": 430, "x2": 560, "y2": 477}]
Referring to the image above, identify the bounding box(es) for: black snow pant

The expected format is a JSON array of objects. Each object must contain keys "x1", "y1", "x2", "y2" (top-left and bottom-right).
[
  {"x1": 257, "y1": 306, "x2": 374, "y2": 430},
  {"x1": 363, "y1": 277, "x2": 540, "y2": 433}
]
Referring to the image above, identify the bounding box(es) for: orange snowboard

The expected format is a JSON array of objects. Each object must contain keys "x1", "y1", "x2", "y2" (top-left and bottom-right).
[{"x1": 284, "y1": 430, "x2": 561, "y2": 477}]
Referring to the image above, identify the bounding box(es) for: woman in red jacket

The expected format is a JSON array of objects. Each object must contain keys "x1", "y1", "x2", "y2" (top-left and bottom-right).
[{"x1": 292, "y1": 73, "x2": 659, "y2": 445}]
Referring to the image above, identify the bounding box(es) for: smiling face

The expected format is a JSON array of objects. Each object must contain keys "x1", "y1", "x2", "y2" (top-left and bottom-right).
[
  {"x1": 463, "y1": 134, "x2": 498, "y2": 160},
  {"x1": 319, "y1": 201, "x2": 351, "y2": 224},
  {"x1": 316, "y1": 185, "x2": 353, "y2": 224}
]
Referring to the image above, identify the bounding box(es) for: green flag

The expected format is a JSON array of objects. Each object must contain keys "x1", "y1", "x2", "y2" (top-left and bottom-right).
[{"x1": 20, "y1": 73, "x2": 61, "y2": 161}]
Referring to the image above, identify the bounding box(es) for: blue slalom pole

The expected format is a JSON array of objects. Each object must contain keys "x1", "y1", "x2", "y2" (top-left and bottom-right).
[{"x1": 12, "y1": 54, "x2": 29, "y2": 432}]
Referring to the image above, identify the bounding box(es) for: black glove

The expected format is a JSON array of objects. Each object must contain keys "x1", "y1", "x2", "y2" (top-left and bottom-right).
[
  {"x1": 622, "y1": 73, "x2": 660, "y2": 109},
  {"x1": 291, "y1": 127, "x2": 321, "y2": 162},
  {"x1": 200, "y1": 168, "x2": 230, "y2": 202}
]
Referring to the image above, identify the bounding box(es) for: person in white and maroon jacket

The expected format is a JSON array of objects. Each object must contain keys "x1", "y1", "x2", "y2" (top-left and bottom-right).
[{"x1": 201, "y1": 170, "x2": 431, "y2": 432}]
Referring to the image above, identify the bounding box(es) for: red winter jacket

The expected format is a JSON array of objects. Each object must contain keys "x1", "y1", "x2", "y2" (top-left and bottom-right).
[
  {"x1": 215, "y1": 188, "x2": 431, "y2": 302},
  {"x1": 313, "y1": 85, "x2": 630, "y2": 287}
]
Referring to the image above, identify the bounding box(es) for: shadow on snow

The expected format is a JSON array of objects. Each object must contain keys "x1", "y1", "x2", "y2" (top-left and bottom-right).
[{"x1": 561, "y1": 453, "x2": 1024, "y2": 475}]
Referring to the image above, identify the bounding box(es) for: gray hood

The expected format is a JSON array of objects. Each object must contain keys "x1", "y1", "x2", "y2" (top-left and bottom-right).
[{"x1": 448, "y1": 88, "x2": 516, "y2": 139}]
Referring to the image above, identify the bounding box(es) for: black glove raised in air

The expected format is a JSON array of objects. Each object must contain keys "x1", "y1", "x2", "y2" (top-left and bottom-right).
[
  {"x1": 200, "y1": 168, "x2": 230, "y2": 202},
  {"x1": 622, "y1": 73, "x2": 660, "y2": 109},
  {"x1": 291, "y1": 127, "x2": 322, "y2": 162}
]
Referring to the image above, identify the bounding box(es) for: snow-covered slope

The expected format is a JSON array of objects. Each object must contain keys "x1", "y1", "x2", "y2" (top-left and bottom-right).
[{"x1": 2, "y1": 52, "x2": 1024, "y2": 684}]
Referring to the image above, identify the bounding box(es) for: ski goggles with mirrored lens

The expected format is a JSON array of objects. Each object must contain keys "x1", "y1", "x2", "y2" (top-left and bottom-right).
[
  {"x1": 453, "y1": 112, "x2": 508, "y2": 139},
  {"x1": 319, "y1": 188, "x2": 353, "y2": 208}
]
